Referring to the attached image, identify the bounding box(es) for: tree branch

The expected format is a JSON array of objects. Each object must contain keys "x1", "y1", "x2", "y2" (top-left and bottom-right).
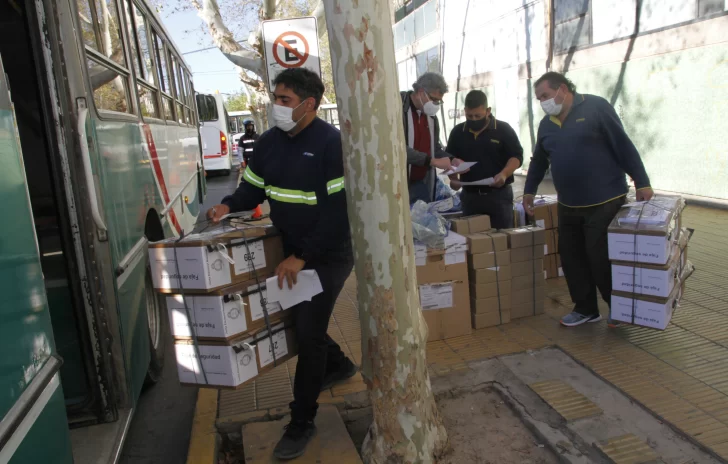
[{"x1": 312, "y1": 0, "x2": 326, "y2": 38}]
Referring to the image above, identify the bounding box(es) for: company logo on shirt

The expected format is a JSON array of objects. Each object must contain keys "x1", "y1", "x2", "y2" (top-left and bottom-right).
[
  {"x1": 576, "y1": 118, "x2": 586, "y2": 123},
  {"x1": 302, "y1": 152, "x2": 315, "y2": 157}
]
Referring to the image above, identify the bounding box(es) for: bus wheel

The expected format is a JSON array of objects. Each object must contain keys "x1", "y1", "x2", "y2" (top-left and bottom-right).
[
  {"x1": 222, "y1": 169, "x2": 231, "y2": 176},
  {"x1": 144, "y1": 265, "x2": 167, "y2": 385}
]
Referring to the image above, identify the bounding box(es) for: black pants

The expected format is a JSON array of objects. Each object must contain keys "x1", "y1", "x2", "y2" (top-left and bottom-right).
[
  {"x1": 558, "y1": 196, "x2": 625, "y2": 316},
  {"x1": 461, "y1": 185, "x2": 514, "y2": 229},
  {"x1": 289, "y1": 256, "x2": 353, "y2": 422}
]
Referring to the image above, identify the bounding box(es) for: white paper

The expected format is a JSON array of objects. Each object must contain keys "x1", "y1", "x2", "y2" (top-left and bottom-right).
[
  {"x1": 419, "y1": 283, "x2": 454, "y2": 310},
  {"x1": 558, "y1": 267, "x2": 564, "y2": 277},
  {"x1": 265, "y1": 270, "x2": 324, "y2": 309},
  {"x1": 459, "y1": 177, "x2": 494, "y2": 186},
  {"x1": 442, "y1": 161, "x2": 477, "y2": 176},
  {"x1": 231, "y1": 240, "x2": 267, "y2": 275},
  {"x1": 444, "y1": 251, "x2": 466, "y2": 265}
]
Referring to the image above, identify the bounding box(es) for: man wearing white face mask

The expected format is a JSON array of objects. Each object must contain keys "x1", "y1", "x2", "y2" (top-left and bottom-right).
[
  {"x1": 401, "y1": 72, "x2": 465, "y2": 203},
  {"x1": 206, "y1": 68, "x2": 356, "y2": 460},
  {"x1": 523, "y1": 72, "x2": 654, "y2": 329}
]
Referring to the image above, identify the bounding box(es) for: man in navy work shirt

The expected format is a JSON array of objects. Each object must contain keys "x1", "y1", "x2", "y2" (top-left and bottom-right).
[
  {"x1": 523, "y1": 72, "x2": 654, "y2": 328},
  {"x1": 207, "y1": 69, "x2": 357, "y2": 460},
  {"x1": 447, "y1": 90, "x2": 523, "y2": 229}
]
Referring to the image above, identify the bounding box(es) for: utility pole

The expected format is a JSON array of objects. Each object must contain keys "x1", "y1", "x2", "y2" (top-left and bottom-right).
[{"x1": 321, "y1": 1, "x2": 448, "y2": 462}]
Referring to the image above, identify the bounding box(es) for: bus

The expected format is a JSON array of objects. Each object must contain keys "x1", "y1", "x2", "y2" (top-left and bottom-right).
[
  {"x1": 196, "y1": 93, "x2": 234, "y2": 174},
  {"x1": 0, "y1": 0, "x2": 204, "y2": 462},
  {"x1": 227, "y1": 109, "x2": 252, "y2": 136},
  {"x1": 318, "y1": 103, "x2": 340, "y2": 129}
]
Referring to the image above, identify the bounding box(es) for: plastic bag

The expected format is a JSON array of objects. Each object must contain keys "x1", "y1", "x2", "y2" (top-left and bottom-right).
[{"x1": 411, "y1": 200, "x2": 449, "y2": 249}]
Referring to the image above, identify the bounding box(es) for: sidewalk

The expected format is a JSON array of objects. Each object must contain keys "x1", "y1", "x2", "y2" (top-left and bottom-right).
[{"x1": 189, "y1": 192, "x2": 728, "y2": 463}]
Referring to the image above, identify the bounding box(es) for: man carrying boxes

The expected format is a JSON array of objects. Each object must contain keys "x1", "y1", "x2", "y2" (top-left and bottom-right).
[{"x1": 207, "y1": 69, "x2": 356, "y2": 460}]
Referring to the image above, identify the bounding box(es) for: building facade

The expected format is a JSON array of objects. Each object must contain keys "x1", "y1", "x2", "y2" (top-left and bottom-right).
[{"x1": 392, "y1": 0, "x2": 728, "y2": 201}]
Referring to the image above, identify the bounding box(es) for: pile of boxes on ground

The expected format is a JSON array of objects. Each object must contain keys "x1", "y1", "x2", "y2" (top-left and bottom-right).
[
  {"x1": 607, "y1": 195, "x2": 693, "y2": 329},
  {"x1": 147, "y1": 222, "x2": 295, "y2": 388}
]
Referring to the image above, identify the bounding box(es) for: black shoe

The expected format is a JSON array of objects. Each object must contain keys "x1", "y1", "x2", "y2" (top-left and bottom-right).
[
  {"x1": 320, "y1": 358, "x2": 358, "y2": 391},
  {"x1": 273, "y1": 420, "x2": 317, "y2": 460}
]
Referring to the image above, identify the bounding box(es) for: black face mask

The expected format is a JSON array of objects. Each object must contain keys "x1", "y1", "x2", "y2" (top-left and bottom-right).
[
  {"x1": 467, "y1": 117, "x2": 488, "y2": 131},
  {"x1": 245, "y1": 127, "x2": 253, "y2": 134}
]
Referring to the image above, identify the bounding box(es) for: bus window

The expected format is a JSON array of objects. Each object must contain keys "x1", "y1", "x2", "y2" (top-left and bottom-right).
[
  {"x1": 196, "y1": 94, "x2": 218, "y2": 122},
  {"x1": 133, "y1": 3, "x2": 155, "y2": 84},
  {"x1": 153, "y1": 33, "x2": 174, "y2": 120},
  {"x1": 122, "y1": 0, "x2": 159, "y2": 118},
  {"x1": 172, "y1": 57, "x2": 185, "y2": 124},
  {"x1": 77, "y1": 0, "x2": 133, "y2": 114}
]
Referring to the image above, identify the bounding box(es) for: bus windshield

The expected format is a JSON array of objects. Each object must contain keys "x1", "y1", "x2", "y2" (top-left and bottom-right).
[{"x1": 196, "y1": 94, "x2": 218, "y2": 122}]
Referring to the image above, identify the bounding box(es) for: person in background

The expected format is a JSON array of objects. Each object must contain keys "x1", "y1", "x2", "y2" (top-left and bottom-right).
[
  {"x1": 523, "y1": 71, "x2": 654, "y2": 328},
  {"x1": 446, "y1": 90, "x2": 523, "y2": 229},
  {"x1": 401, "y1": 72, "x2": 466, "y2": 203},
  {"x1": 239, "y1": 119, "x2": 258, "y2": 167},
  {"x1": 207, "y1": 68, "x2": 357, "y2": 460}
]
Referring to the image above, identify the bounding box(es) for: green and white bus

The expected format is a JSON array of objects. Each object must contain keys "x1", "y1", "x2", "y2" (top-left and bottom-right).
[{"x1": 0, "y1": 0, "x2": 205, "y2": 461}]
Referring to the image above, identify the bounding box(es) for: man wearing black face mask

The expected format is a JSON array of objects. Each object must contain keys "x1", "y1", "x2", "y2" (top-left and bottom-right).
[
  {"x1": 446, "y1": 90, "x2": 524, "y2": 229},
  {"x1": 238, "y1": 119, "x2": 258, "y2": 167}
]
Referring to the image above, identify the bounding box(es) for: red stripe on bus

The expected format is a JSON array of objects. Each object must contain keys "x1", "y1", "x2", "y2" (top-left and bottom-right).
[
  {"x1": 203, "y1": 154, "x2": 223, "y2": 159},
  {"x1": 142, "y1": 124, "x2": 182, "y2": 234}
]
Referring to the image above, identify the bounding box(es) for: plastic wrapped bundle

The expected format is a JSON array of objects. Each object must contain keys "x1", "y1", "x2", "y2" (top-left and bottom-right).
[{"x1": 411, "y1": 200, "x2": 449, "y2": 249}]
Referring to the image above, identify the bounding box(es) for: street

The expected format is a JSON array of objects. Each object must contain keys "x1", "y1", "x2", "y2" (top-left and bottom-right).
[{"x1": 119, "y1": 171, "x2": 240, "y2": 464}]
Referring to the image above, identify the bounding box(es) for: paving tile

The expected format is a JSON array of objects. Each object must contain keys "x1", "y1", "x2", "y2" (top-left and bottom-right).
[
  {"x1": 595, "y1": 434, "x2": 660, "y2": 464},
  {"x1": 529, "y1": 380, "x2": 603, "y2": 421}
]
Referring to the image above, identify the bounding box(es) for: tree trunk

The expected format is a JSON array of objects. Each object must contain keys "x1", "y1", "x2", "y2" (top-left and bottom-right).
[{"x1": 321, "y1": 1, "x2": 448, "y2": 463}]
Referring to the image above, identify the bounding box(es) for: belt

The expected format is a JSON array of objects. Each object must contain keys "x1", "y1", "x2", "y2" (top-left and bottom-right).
[{"x1": 463, "y1": 186, "x2": 495, "y2": 195}]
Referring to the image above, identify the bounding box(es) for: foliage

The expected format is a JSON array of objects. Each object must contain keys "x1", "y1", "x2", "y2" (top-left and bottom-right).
[{"x1": 225, "y1": 91, "x2": 249, "y2": 111}]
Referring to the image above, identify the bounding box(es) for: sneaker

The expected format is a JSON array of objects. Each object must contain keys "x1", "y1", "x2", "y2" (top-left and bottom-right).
[
  {"x1": 560, "y1": 311, "x2": 602, "y2": 327},
  {"x1": 273, "y1": 420, "x2": 317, "y2": 460},
  {"x1": 320, "y1": 358, "x2": 358, "y2": 391}
]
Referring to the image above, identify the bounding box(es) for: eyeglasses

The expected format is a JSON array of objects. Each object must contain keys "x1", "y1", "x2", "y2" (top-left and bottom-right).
[{"x1": 425, "y1": 91, "x2": 443, "y2": 105}]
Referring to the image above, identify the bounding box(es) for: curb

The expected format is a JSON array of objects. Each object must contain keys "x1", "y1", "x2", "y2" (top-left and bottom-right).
[{"x1": 186, "y1": 389, "x2": 219, "y2": 464}]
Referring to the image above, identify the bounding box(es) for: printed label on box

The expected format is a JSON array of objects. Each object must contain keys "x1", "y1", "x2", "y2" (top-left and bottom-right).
[
  {"x1": 558, "y1": 267, "x2": 564, "y2": 277},
  {"x1": 419, "y1": 283, "x2": 453, "y2": 310},
  {"x1": 257, "y1": 330, "x2": 289, "y2": 367},
  {"x1": 488, "y1": 266, "x2": 501, "y2": 271},
  {"x1": 444, "y1": 252, "x2": 466, "y2": 265},
  {"x1": 544, "y1": 244, "x2": 548, "y2": 255},
  {"x1": 536, "y1": 219, "x2": 545, "y2": 228},
  {"x1": 415, "y1": 244, "x2": 427, "y2": 266},
  {"x1": 247, "y1": 284, "x2": 283, "y2": 321},
  {"x1": 233, "y1": 345, "x2": 259, "y2": 385},
  {"x1": 232, "y1": 240, "x2": 267, "y2": 275}
]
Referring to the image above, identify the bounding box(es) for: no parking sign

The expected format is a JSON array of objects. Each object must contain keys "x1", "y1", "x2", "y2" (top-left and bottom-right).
[{"x1": 262, "y1": 17, "x2": 322, "y2": 91}]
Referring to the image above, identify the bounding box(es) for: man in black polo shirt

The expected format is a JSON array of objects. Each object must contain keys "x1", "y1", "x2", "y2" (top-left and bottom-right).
[
  {"x1": 447, "y1": 90, "x2": 524, "y2": 229},
  {"x1": 523, "y1": 72, "x2": 653, "y2": 328}
]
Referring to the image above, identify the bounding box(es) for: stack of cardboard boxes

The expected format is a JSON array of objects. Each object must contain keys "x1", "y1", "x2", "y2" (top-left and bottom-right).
[
  {"x1": 414, "y1": 231, "x2": 472, "y2": 341},
  {"x1": 607, "y1": 196, "x2": 693, "y2": 330},
  {"x1": 148, "y1": 223, "x2": 296, "y2": 388},
  {"x1": 503, "y1": 227, "x2": 547, "y2": 319},
  {"x1": 530, "y1": 197, "x2": 561, "y2": 280}
]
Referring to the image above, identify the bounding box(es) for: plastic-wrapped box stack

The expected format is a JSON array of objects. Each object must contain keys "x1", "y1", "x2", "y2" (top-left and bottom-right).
[
  {"x1": 147, "y1": 222, "x2": 297, "y2": 389},
  {"x1": 414, "y1": 231, "x2": 472, "y2": 341},
  {"x1": 607, "y1": 195, "x2": 694, "y2": 330},
  {"x1": 502, "y1": 227, "x2": 547, "y2": 319}
]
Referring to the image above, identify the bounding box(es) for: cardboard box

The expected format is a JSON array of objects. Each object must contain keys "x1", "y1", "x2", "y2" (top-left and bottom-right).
[
  {"x1": 175, "y1": 322, "x2": 297, "y2": 388},
  {"x1": 512, "y1": 272, "x2": 546, "y2": 291},
  {"x1": 511, "y1": 286, "x2": 546, "y2": 307},
  {"x1": 533, "y1": 196, "x2": 559, "y2": 230},
  {"x1": 511, "y1": 259, "x2": 544, "y2": 277},
  {"x1": 610, "y1": 260, "x2": 694, "y2": 330},
  {"x1": 417, "y1": 255, "x2": 469, "y2": 285},
  {"x1": 470, "y1": 280, "x2": 512, "y2": 299},
  {"x1": 148, "y1": 225, "x2": 284, "y2": 293},
  {"x1": 166, "y1": 275, "x2": 295, "y2": 340},
  {"x1": 472, "y1": 310, "x2": 511, "y2": 329},
  {"x1": 504, "y1": 227, "x2": 546, "y2": 249},
  {"x1": 414, "y1": 233, "x2": 468, "y2": 267},
  {"x1": 511, "y1": 300, "x2": 545, "y2": 319},
  {"x1": 467, "y1": 232, "x2": 508, "y2": 254},
  {"x1": 469, "y1": 265, "x2": 511, "y2": 284},
  {"x1": 471, "y1": 294, "x2": 511, "y2": 314},
  {"x1": 607, "y1": 195, "x2": 684, "y2": 265},
  {"x1": 611, "y1": 241, "x2": 688, "y2": 298},
  {"x1": 420, "y1": 281, "x2": 472, "y2": 341},
  {"x1": 451, "y1": 215, "x2": 491, "y2": 235},
  {"x1": 511, "y1": 245, "x2": 545, "y2": 263},
  {"x1": 544, "y1": 229, "x2": 559, "y2": 255},
  {"x1": 544, "y1": 255, "x2": 562, "y2": 280},
  {"x1": 468, "y1": 250, "x2": 511, "y2": 269}
]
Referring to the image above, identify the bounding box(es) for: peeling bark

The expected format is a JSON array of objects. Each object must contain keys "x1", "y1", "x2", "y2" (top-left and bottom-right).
[{"x1": 322, "y1": 0, "x2": 448, "y2": 462}]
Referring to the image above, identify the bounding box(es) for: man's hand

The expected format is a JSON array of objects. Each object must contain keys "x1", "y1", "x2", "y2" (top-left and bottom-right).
[
  {"x1": 451, "y1": 158, "x2": 470, "y2": 174},
  {"x1": 431, "y1": 157, "x2": 452, "y2": 171},
  {"x1": 636, "y1": 187, "x2": 654, "y2": 202},
  {"x1": 492, "y1": 172, "x2": 508, "y2": 188},
  {"x1": 207, "y1": 204, "x2": 231, "y2": 223},
  {"x1": 522, "y1": 195, "x2": 535, "y2": 217},
  {"x1": 449, "y1": 176, "x2": 462, "y2": 190},
  {"x1": 275, "y1": 255, "x2": 306, "y2": 290}
]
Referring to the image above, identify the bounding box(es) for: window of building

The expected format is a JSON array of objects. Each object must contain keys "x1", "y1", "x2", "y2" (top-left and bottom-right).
[
  {"x1": 415, "y1": 46, "x2": 439, "y2": 78},
  {"x1": 392, "y1": 0, "x2": 438, "y2": 50}
]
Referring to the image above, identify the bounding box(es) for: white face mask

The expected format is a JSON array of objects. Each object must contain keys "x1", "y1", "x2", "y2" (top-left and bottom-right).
[
  {"x1": 271, "y1": 100, "x2": 306, "y2": 132},
  {"x1": 419, "y1": 92, "x2": 441, "y2": 117},
  {"x1": 540, "y1": 88, "x2": 563, "y2": 116}
]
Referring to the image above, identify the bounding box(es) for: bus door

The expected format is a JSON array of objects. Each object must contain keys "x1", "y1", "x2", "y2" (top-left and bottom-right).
[{"x1": 0, "y1": 54, "x2": 74, "y2": 464}]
